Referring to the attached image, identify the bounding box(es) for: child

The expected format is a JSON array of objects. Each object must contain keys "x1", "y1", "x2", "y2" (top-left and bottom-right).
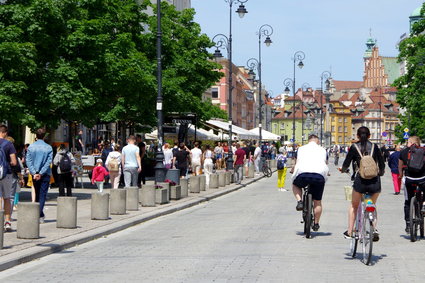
[
  {"x1": 91, "y1": 159, "x2": 109, "y2": 192},
  {"x1": 276, "y1": 149, "x2": 288, "y2": 191}
]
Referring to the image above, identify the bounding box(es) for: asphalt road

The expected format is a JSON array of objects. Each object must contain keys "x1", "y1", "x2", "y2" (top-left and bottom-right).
[{"x1": 0, "y1": 162, "x2": 423, "y2": 282}]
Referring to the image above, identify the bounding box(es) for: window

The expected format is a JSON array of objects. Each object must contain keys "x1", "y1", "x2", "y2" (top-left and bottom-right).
[
  {"x1": 280, "y1": 124, "x2": 285, "y2": 130},
  {"x1": 211, "y1": 88, "x2": 219, "y2": 98},
  {"x1": 332, "y1": 117, "x2": 335, "y2": 122},
  {"x1": 338, "y1": 126, "x2": 342, "y2": 133},
  {"x1": 344, "y1": 126, "x2": 348, "y2": 133},
  {"x1": 344, "y1": 118, "x2": 347, "y2": 123},
  {"x1": 338, "y1": 117, "x2": 342, "y2": 123},
  {"x1": 331, "y1": 126, "x2": 335, "y2": 132},
  {"x1": 338, "y1": 136, "x2": 342, "y2": 143}
]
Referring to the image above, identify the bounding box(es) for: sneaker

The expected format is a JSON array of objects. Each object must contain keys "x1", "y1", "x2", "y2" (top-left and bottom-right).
[
  {"x1": 296, "y1": 201, "x2": 303, "y2": 211},
  {"x1": 343, "y1": 230, "x2": 352, "y2": 239},
  {"x1": 421, "y1": 205, "x2": 425, "y2": 213},
  {"x1": 312, "y1": 223, "x2": 320, "y2": 231},
  {"x1": 405, "y1": 223, "x2": 410, "y2": 234},
  {"x1": 373, "y1": 230, "x2": 380, "y2": 242},
  {"x1": 39, "y1": 217, "x2": 45, "y2": 224},
  {"x1": 4, "y1": 221, "x2": 12, "y2": 232}
]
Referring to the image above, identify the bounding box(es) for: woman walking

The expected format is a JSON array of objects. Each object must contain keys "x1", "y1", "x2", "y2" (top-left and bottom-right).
[
  {"x1": 276, "y1": 149, "x2": 288, "y2": 191},
  {"x1": 203, "y1": 145, "x2": 214, "y2": 188},
  {"x1": 105, "y1": 145, "x2": 122, "y2": 189},
  {"x1": 388, "y1": 145, "x2": 401, "y2": 195}
]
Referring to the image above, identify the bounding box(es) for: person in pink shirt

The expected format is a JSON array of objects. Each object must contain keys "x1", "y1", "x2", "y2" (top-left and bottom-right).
[{"x1": 91, "y1": 159, "x2": 109, "y2": 192}]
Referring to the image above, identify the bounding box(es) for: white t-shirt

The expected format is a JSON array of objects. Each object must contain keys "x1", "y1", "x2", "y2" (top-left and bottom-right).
[
  {"x1": 254, "y1": 147, "x2": 262, "y2": 160},
  {"x1": 163, "y1": 148, "x2": 173, "y2": 165},
  {"x1": 292, "y1": 141, "x2": 329, "y2": 181},
  {"x1": 191, "y1": 147, "x2": 202, "y2": 163},
  {"x1": 122, "y1": 144, "x2": 140, "y2": 168}
]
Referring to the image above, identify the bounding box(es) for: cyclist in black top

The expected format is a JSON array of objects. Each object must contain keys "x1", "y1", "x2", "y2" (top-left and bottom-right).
[
  {"x1": 398, "y1": 136, "x2": 425, "y2": 233},
  {"x1": 340, "y1": 126, "x2": 385, "y2": 241}
]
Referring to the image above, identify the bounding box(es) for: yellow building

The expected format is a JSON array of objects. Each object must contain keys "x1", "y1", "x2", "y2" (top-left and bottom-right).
[{"x1": 324, "y1": 100, "x2": 352, "y2": 146}]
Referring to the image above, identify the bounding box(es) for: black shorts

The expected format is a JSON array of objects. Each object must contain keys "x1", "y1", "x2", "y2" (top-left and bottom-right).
[
  {"x1": 293, "y1": 173, "x2": 325, "y2": 201},
  {"x1": 353, "y1": 173, "x2": 381, "y2": 195},
  {"x1": 177, "y1": 166, "x2": 187, "y2": 177}
]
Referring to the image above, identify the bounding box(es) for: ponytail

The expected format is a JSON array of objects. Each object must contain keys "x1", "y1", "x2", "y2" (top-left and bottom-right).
[{"x1": 357, "y1": 126, "x2": 370, "y2": 153}]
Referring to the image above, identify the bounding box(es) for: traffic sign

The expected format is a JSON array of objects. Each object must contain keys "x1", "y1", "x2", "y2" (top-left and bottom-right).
[
  {"x1": 381, "y1": 131, "x2": 387, "y2": 137},
  {"x1": 404, "y1": 128, "x2": 409, "y2": 133},
  {"x1": 403, "y1": 132, "x2": 410, "y2": 139},
  {"x1": 290, "y1": 139, "x2": 295, "y2": 142}
]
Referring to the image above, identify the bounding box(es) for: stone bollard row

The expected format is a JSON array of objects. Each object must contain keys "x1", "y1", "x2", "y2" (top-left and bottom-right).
[
  {"x1": 209, "y1": 173, "x2": 219, "y2": 189},
  {"x1": 140, "y1": 185, "x2": 156, "y2": 207},
  {"x1": 190, "y1": 175, "x2": 200, "y2": 193},
  {"x1": 125, "y1": 187, "x2": 139, "y2": 211},
  {"x1": 57, "y1": 197, "x2": 77, "y2": 229},
  {"x1": 199, "y1": 175, "x2": 206, "y2": 191},
  {"x1": 225, "y1": 171, "x2": 231, "y2": 185},
  {"x1": 180, "y1": 178, "x2": 189, "y2": 197},
  {"x1": 17, "y1": 202, "x2": 40, "y2": 239},
  {"x1": 110, "y1": 189, "x2": 126, "y2": 215},
  {"x1": 170, "y1": 185, "x2": 182, "y2": 200},
  {"x1": 218, "y1": 172, "x2": 226, "y2": 187},
  {"x1": 248, "y1": 164, "x2": 255, "y2": 178},
  {"x1": 92, "y1": 192, "x2": 110, "y2": 220}
]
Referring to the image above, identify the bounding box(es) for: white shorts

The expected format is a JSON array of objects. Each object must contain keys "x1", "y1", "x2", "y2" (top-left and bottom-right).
[{"x1": 0, "y1": 174, "x2": 14, "y2": 199}]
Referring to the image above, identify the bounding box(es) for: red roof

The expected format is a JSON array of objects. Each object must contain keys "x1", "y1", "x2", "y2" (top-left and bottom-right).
[{"x1": 332, "y1": 80, "x2": 363, "y2": 91}]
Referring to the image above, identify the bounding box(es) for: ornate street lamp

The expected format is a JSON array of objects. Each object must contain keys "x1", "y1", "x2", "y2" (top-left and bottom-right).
[
  {"x1": 320, "y1": 71, "x2": 331, "y2": 146},
  {"x1": 301, "y1": 82, "x2": 311, "y2": 144},
  {"x1": 213, "y1": 0, "x2": 248, "y2": 171},
  {"x1": 283, "y1": 78, "x2": 294, "y2": 143}
]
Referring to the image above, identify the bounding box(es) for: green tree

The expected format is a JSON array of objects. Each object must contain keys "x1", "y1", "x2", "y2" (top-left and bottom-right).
[{"x1": 394, "y1": 3, "x2": 425, "y2": 139}]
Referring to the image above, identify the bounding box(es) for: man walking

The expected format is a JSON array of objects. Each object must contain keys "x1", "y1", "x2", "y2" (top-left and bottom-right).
[
  {"x1": 234, "y1": 143, "x2": 246, "y2": 185},
  {"x1": 26, "y1": 128, "x2": 53, "y2": 223},
  {"x1": 121, "y1": 135, "x2": 141, "y2": 187},
  {"x1": 0, "y1": 125, "x2": 17, "y2": 231}
]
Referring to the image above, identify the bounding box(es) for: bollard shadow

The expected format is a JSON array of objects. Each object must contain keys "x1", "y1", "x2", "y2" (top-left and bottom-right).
[
  {"x1": 43, "y1": 219, "x2": 56, "y2": 224},
  {"x1": 37, "y1": 243, "x2": 75, "y2": 254}
]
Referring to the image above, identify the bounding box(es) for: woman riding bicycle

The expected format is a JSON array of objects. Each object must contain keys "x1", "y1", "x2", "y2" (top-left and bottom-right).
[{"x1": 340, "y1": 126, "x2": 385, "y2": 241}]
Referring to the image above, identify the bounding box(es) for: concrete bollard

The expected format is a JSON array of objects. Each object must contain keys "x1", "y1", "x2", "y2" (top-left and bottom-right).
[
  {"x1": 189, "y1": 175, "x2": 200, "y2": 193},
  {"x1": 17, "y1": 202, "x2": 40, "y2": 239},
  {"x1": 248, "y1": 165, "x2": 255, "y2": 178},
  {"x1": 0, "y1": 210, "x2": 3, "y2": 249},
  {"x1": 57, "y1": 197, "x2": 77, "y2": 229},
  {"x1": 218, "y1": 172, "x2": 226, "y2": 187},
  {"x1": 157, "y1": 182, "x2": 171, "y2": 202},
  {"x1": 91, "y1": 192, "x2": 110, "y2": 220},
  {"x1": 110, "y1": 189, "x2": 126, "y2": 215},
  {"x1": 155, "y1": 184, "x2": 169, "y2": 205},
  {"x1": 209, "y1": 173, "x2": 219, "y2": 189},
  {"x1": 125, "y1": 187, "x2": 139, "y2": 211},
  {"x1": 199, "y1": 175, "x2": 206, "y2": 191},
  {"x1": 225, "y1": 171, "x2": 231, "y2": 185},
  {"x1": 165, "y1": 169, "x2": 180, "y2": 185},
  {"x1": 180, "y1": 178, "x2": 188, "y2": 197},
  {"x1": 140, "y1": 185, "x2": 156, "y2": 207},
  {"x1": 170, "y1": 185, "x2": 182, "y2": 200}
]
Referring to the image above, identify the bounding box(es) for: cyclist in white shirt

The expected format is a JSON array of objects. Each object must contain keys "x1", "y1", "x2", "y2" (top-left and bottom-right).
[
  {"x1": 190, "y1": 142, "x2": 202, "y2": 176},
  {"x1": 291, "y1": 134, "x2": 329, "y2": 231}
]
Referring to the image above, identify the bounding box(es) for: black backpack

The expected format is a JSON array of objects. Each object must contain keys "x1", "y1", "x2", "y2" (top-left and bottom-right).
[
  {"x1": 407, "y1": 146, "x2": 425, "y2": 174},
  {"x1": 59, "y1": 152, "x2": 72, "y2": 173}
]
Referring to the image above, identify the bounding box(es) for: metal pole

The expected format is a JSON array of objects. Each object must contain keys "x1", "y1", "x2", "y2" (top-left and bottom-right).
[
  {"x1": 292, "y1": 57, "x2": 296, "y2": 144},
  {"x1": 154, "y1": 0, "x2": 166, "y2": 183},
  {"x1": 226, "y1": 1, "x2": 234, "y2": 171},
  {"x1": 258, "y1": 30, "x2": 262, "y2": 146}
]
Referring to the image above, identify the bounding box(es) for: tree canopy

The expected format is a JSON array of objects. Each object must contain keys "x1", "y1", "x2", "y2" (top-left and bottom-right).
[
  {"x1": 393, "y1": 3, "x2": 425, "y2": 139},
  {"x1": 0, "y1": 0, "x2": 225, "y2": 131}
]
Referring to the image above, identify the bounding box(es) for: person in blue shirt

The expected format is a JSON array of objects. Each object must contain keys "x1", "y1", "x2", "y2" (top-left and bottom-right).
[
  {"x1": 26, "y1": 128, "x2": 53, "y2": 223},
  {"x1": 388, "y1": 145, "x2": 401, "y2": 195}
]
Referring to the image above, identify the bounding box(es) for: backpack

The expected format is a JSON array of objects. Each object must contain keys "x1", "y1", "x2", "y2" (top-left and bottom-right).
[
  {"x1": 277, "y1": 156, "x2": 286, "y2": 170},
  {"x1": 353, "y1": 143, "x2": 378, "y2": 179},
  {"x1": 59, "y1": 152, "x2": 72, "y2": 173},
  {"x1": 107, "y1": 156, "x2": 119, "y2": 172},
  {"x1": 0, "y1": 140, "x2": 9, "y2": 180},
  {"x1": 407, "y1": 146, "x2": 425, "y2": 174}
]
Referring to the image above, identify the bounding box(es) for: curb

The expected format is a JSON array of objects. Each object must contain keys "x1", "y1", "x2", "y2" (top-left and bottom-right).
[{"x1": 0, "y1": 172, "x2": 270, "y2": 271}]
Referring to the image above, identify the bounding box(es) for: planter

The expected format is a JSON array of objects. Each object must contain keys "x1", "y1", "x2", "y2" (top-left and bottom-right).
[{"x1": 170, "y1": 185, "x2": 182, "y2": 200}]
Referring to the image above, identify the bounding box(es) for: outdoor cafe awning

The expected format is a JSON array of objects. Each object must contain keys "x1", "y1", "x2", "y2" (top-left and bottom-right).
[
  {"x1": 249, "y1": 127, "x2": 281, "y2": 141},
  {"x1": 204, "y1": 120, "x2": 259, "y2": 140}
]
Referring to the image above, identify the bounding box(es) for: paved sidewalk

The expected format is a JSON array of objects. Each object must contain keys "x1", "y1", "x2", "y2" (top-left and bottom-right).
[{"x1": 0, "y1": 170, "x2": 269, "y2": 271}]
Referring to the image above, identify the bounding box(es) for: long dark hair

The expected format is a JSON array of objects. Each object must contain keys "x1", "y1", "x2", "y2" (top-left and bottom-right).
[{"x1": 357, "y1": 126, "x2": 370, "y2": 153}]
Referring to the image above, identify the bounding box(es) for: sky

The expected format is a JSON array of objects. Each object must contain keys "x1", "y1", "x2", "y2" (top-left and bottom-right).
[{"x1": 191, "y1": 0, "x2": 424, "y2": 97}]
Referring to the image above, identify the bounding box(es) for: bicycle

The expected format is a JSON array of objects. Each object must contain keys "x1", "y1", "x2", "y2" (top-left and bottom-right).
[
  {"x1": 409, "y1": 180, "x2": 425, "y2": 242},
  {"x1": 301, "y1": 184, "x2": 314, "y2": 238},
  {"x1": 350, "y1": 193, "x2": 376, "y2": 265},
  {"x1": 261, "y1": 157, "x2": 272, "y2": 177}
]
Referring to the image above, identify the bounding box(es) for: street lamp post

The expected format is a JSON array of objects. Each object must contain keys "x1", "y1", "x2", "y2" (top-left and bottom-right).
[
  {"x1": 154, "y1": 0, "x2": 166, "y2": 183},
  {"x1": 320, "y1": 71, "x2": 331, "y2": 146},
  {"x1": 256, "y1": 24, "x2": 273, "y2": 146},
  {"x1": 213, "y1": 0, "x2": 248, "y2": 171},
  {"x1": 283, "y1": 78, "x2": 294, "y2": 142},
  {"x1": 284, "y1": 51, "x2": 305, "y2": 145},
  {"x1": 301, "y1": 82, "x2": 310, "y2": 144}
]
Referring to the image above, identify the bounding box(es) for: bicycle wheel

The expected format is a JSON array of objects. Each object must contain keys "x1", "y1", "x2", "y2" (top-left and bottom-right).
[
  {"x1": 265, "y1": 167, "x2": 272, "y2": 177},
  {"x1": 305, "y1": 193, "x2": 313, "y2": 238},
  {"x1": 362, "y1": 213, "x2": 373, "y2": 265},
  {"x1": 350, "y1": 232, "x2": 358, "y2": 258},
  {"x1": 410, "y1": 196, "x2": 418, "y2": 242}
]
